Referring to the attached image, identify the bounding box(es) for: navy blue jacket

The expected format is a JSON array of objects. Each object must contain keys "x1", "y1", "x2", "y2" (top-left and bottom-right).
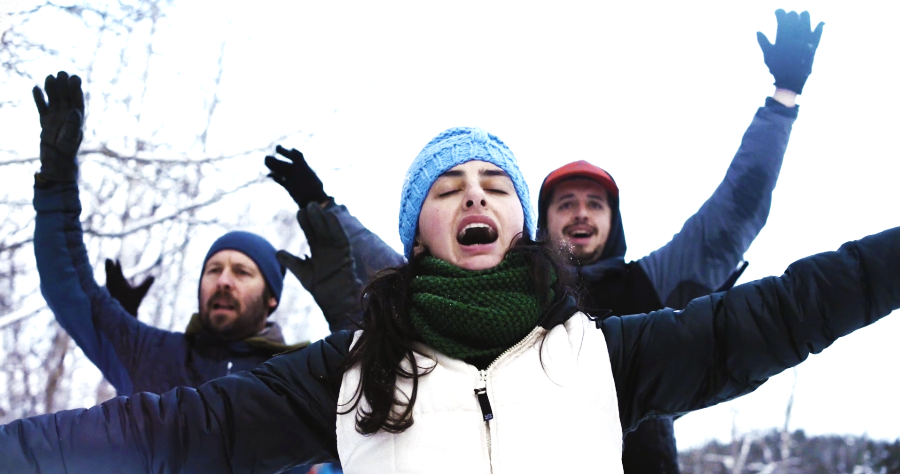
[
  {"x1": 2, "y1": 226, "x2": 898, "y2": 473},
  {"x1": 33, "y1": 180, "x2": 300, "y2": 396}
]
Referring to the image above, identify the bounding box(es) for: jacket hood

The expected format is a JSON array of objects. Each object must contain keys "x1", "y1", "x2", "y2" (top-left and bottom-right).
[{"x1": 537, "y1": 164, "x2": 627, "y2": 263}]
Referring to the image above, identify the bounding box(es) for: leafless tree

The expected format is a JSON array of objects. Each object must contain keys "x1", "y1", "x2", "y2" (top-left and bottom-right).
[{"x1": 0, "y1": 0, "x2": 321, "y2": 422}]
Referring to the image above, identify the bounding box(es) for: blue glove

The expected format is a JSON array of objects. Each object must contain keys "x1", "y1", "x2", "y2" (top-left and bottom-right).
[{"x1": 757, "y1": 10, "x2": 824, "y2": 94}]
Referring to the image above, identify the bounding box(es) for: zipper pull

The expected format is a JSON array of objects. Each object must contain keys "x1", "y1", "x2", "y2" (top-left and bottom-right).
[
  {"x1": 226, "y1": 361, "x2": 233, "y2": 375},
  {"x1": 474, "y1": 370, "x2": 493, "y2": 421}
]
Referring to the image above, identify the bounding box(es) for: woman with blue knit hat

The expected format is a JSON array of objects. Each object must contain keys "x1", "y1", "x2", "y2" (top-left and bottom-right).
[{"x1": 4, "y1": 125, "x2": 900, "y2": 474}]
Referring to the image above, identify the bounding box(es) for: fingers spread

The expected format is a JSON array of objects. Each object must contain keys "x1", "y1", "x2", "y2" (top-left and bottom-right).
[
  {"x1": 56, "y1": 71, "x2": 71, "y2": 110},
  {"x1": 68, "y1": 74, "x2": 85, "y2": 113},
  {"x1": 264, "y1": 155, "x2": 291, "y2": 175},
  {"x1": 135, "y1": 276, "x2": 155, "y2": 297},
  {"x1": 799, "y1": 11, "x2": 811, "y2": 31},
  {"x1": 44, "y1": 74, "x2": 59, "y2": 110},
  {"x1": 276, "y1": 249, "x2": 307, "y2": 271},
  {"x1": 276, "y1": 145, "x2": 303, "y2": 162},
  {"x1": 756, "y1": 31, "x2": 773, "y2": 51},
  {"x1": 32, "y1": 86, "x2": 49, "y2": 115},
  {"x1": 812, "y1": 22, "x2": 825, "y2": 46}
]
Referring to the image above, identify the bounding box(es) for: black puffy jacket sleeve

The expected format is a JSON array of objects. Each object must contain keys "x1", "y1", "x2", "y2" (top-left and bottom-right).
[
  {"x1": 0, "y1": 331, "x2": 354, "y2": 474},
  {"x1": 606, "y1": 226, "x2": 900, "y2": 433}
]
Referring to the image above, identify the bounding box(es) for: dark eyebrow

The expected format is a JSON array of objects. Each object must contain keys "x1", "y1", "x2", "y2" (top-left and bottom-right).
[
  {"x1": 481, "y1": 169, "x2": 509, "y2": 178},
  {"x1": 436, "y1": 168, "x2": 510, "y2": 180},
  {"x1": 553, "y1": 192, "x2": 607, "y2": 203},
  {"x1": 437, "y1": 170, "x2": 464, "y2": 179},
  {"x1": 232, "y1": 262, "x2": 257, "y2": 274},
  {"x1": 553, "y1": 192, "x2": 576, "y2": 202}
]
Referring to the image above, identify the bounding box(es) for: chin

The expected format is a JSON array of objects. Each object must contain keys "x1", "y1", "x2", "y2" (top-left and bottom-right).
[{"x1": 457, "y1": 254, "x2": 504, "y2": 271}]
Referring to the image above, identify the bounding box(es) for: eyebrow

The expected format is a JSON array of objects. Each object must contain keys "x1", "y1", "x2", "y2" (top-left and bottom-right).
[
  {"x1": 554, "y1": 192, "x2": 607, "y2": 202},
  {"x1": 438, "y1": 169, "x2": 510, "y2": 179},
  {"x1": 232, "y1": 263, "x2": 256, "y2": 274}
]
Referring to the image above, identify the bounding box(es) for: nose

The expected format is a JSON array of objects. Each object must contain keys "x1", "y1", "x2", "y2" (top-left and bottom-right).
[
  {"x1": 463, "y1": 185, "x2": 487, "y2": 209},
  {"x1": 216, "y1": 269, "x2": 236, "y2": 289},
  {"x1": 570, "y1": 202, "x2": 590, "y2": 222}
]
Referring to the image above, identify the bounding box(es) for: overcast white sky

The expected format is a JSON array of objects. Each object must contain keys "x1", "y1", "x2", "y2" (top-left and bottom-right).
[{"x1": 3, "y1": 0, "x2": 899, "y2": 450}]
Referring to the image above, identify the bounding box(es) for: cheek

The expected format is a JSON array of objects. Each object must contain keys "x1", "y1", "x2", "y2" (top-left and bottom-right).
[
  {"x1": 417, "y1": 205, "x2": 450, "y2": 248},
  {"x1": 198, "y1": 279, "x2": 214, "y2": 301},
  {"x1": 546, "y1": 212, "x2": 566, "y2": 237}
]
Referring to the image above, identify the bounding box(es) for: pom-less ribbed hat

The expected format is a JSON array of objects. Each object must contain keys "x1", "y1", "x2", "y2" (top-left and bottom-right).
[
  {"x1": 201, "y1": 231, "x2": 286, "y2": 308},
  {"x1": 399, "y1": 127, "x2": 535, "y2": 258}
]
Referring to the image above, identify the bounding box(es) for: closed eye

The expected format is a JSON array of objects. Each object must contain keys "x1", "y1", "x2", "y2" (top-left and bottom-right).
[{"x1": 438, "y1": 189, "x2": 460, "y2": 197}]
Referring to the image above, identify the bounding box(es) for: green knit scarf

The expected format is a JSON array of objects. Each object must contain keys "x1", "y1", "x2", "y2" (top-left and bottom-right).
[{"x1": 410, "y1": 253, "x2": 554, "y2": 369}]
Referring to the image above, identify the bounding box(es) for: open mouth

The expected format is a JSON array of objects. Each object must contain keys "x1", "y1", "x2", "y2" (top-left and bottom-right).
[
  {"x1": 457, "y1": 222, "x2": 499, "y2": 246},
  {"x1": 564, "y1": 225, "x2": 596, "y2": 240},
  {"x1": 209, "y1": 293, "x2": 239, "y2": 312}
]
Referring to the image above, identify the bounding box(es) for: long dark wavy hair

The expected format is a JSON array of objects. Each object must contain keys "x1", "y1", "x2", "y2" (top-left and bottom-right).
[{"x1": 339, "y1": 235, "x2": 575, "y2": 435}]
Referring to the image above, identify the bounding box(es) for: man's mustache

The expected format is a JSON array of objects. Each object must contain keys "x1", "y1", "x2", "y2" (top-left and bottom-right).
[{"x1": 206, "y1": 289, "x2": 241, "y2": 312}]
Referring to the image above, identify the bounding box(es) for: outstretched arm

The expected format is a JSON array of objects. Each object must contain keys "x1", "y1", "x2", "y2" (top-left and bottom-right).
[
  {"x1": 608, "y1": 226, "x2": 900, "y2": 433},
  {"x1": 638, "y1": 10, "x2": 824, "y2": 308},
  {"x1": 0, "y1": 331, "x2": 354, "y2": 474}
]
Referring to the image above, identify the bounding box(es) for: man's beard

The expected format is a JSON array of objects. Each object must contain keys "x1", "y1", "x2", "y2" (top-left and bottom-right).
[
  {"x1": 560, "y1": 223, "x2": 603, "y2": 264},
  {"x1": 199, "y1": 288, "x2": 268, "y2": 341}
]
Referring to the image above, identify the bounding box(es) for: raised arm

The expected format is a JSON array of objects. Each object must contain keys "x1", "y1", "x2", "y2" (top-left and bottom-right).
[
  {"x1": 32, "y1": 72, "x2": 169, "y2": 395},
  {"x1": 639, "y1": 9, "x2": 825, "y2": 309},
  {"x1": 607, "y1": 225, "x2": 900, "y2": 433},
  {"x1": 265, "y1": 146, "x2": 405, "y2": 331},
  {"x1": 0, "y1": 331, "x2": 354, "y2": 474}
]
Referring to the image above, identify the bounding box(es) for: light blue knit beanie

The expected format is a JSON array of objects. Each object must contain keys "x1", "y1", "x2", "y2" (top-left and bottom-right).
[{"x1": 399, "y1": 127, "x2": 535, "y2": 258}]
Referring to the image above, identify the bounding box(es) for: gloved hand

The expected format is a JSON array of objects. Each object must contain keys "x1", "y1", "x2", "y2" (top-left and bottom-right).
[
  {"x1": 277, "y1": 202, "x2": 363, "y2": 333},
  {"x1": 265, "y1": 145, "x2": 329, "y2": 208},
  {"x1": 32, "y1": 71, "x2": 84, "y2": 182},
  {"x1": 757, "y1": 10, "x2": 825, "y2": 95},
  {"x1": 105, "y1": 259, "x2": 155, "y2": 318}
]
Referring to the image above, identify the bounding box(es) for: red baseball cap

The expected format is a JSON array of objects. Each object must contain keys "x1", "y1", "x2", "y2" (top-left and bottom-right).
[{"x1": 538, "y1": 160, "x2": 619, "y2": 206}]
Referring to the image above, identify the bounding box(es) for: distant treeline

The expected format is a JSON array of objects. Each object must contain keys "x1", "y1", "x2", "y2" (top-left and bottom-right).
[{"x1": 679, "y1": 429, "x2": 900, "y2": 474}]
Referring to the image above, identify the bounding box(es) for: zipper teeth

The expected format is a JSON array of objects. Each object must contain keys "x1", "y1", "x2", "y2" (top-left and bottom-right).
[
  {"x1": 485, "y1": 325, "x2": 542, "y2": 373},
  {"x1": 480, "y1": 326, "x2": 541, "y2": 474}
]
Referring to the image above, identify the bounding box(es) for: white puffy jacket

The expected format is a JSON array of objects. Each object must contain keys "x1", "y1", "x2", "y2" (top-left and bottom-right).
[{"x1": 337, "y1": 312, "x2": 624, "y2": 474}]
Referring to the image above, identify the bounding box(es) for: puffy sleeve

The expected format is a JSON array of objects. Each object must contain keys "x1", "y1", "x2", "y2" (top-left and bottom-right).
[
  {"x1": 607, "y1": 226, "x2": 900, "y2": 432},
  {"x1": 0, "y1": 330, "x2": 355, "y2": 474}
]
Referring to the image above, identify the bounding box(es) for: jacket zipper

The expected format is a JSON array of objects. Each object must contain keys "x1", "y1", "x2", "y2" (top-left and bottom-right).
[
  {"x1": 226, "y1": 361, "x2": 233, "y2": 376},
  {"x1": 474, "y1": 326, "x2": 542, "y2": 471}
]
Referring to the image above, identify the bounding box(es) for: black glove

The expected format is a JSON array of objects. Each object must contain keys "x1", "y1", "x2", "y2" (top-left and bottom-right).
[
  {"x1": 757, "y1": 10, "x2": 825, "y2": 95},
  {"x1": 105, "y1": 259, "x2": 155, "y2": 318},
  {"x1": 277, "y1": 202, "x2": 363, "y2": 333},
  {"x1": 32, "y1": 71, "x2": 84, "y2": 182},
  {"x1": 265, "y1": 145, "x2": 329, "y2": 208}
]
